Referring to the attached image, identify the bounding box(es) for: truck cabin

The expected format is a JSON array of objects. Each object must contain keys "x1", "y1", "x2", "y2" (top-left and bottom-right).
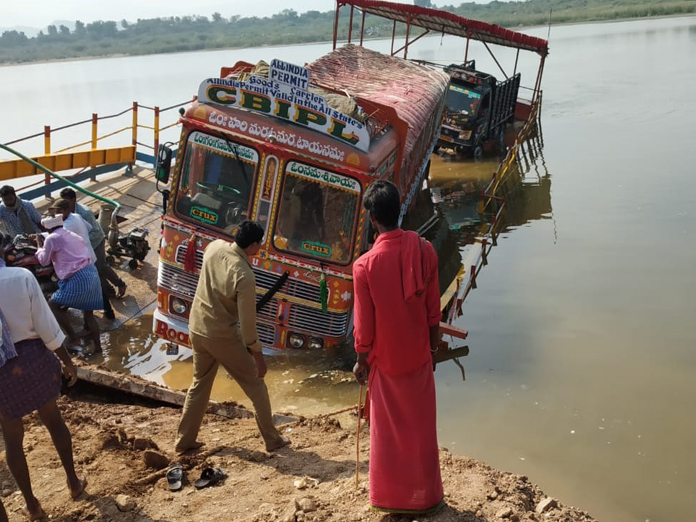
[{"x1": 443, "y1": 64, "x2": 496, "y2": 128}]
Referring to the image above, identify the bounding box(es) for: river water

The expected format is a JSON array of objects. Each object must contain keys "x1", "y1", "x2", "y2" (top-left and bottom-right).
[{"x1": 2, "y1": 15, "x2": 696, "y2": 522}]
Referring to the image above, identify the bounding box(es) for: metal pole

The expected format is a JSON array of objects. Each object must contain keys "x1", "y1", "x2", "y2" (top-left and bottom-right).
[
  {"x1": 464, "y1": 34, "x2": 470, "y2": 62},
  {"x1": 333, "y1": 3, "x2": 341, "y2": 50},
  {"x1": 532, "y1": 54, "x2": 546, "y2": 104},
  {"x1": 513, "y1": 48, "x2": 520, "y2": 75},
  {"x1": 91, "y1": 113, "x2": 98, "y2": 149},
  {"x1": 360, "y1": 10, "x2": 365, "y2": 46},
  {"x1": 132, "y1": 102, "x2": 138, "y2": 147},
  {"x1": 404, "y1": 15, "x2": 411, "y2": 59},
  {"x1": 43, "y1": 125, "x2": 51, "y2": 194},
  {"x1": 348, "y1": 5, "x2": 354, "y2": 44},
  {"x1": 482, "y1": 41, "x2": 508, "y2": 79},
  {"x1": 154, "y1": 106, "x2": 160, "y2": 164}
]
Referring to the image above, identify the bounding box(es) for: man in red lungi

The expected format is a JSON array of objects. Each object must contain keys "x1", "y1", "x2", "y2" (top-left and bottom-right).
[{"x1": 353, "y1": 180, "x2": 444, "y2": 515}]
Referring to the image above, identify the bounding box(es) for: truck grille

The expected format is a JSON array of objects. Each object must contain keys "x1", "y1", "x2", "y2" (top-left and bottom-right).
[
  {"x1": 158, "y1": 262, "x2": 198, "y2": 299},
  {"x1": 256, "y1": 295, "x2": 279, "y2": 321},
  {"x1": 257, "y1": 322, "x2": 275, "y2": 347},
  {"x1": 253, "y1": 267, "x2": 321, "y2": 303},
  {"x1": 175, "y1": 246, "x2": 204, "y2": 271},
  {"x1": 288, "y1": 303, "x2": 350, "y2": 338}
]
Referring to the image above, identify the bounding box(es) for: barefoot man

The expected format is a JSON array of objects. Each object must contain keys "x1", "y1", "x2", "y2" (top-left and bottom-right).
[
  {"x1": 352, "y1": 181, "x2": 444, "y2": 515},
  {"x1": 0, "y1": 236, "x2": 85, "y2": 520},
  {"x1": 175, "y1": 221, "x2": 289, "y2": 453}
]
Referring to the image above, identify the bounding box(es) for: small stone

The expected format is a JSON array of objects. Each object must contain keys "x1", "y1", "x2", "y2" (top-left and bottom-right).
[
  {"x1": 1, "y1": 489, "x2": 12, "y2": 498},
  {"x1": 496, "y1": 506, "x2": 513, "y2": 518},
  {"x1": 296, "y1": 497, "x2": 318, "y2": 513},
  {"x1": 115, "y1": 494, "x2": 136, "y2": 512},
  {"x1": 1, "y1": 481, "x2": 11, "y2": 490},
  {"x1": 535, "y1": 497, "x2": 557, "y2": 514},
  {"x1": 280, "y1": 501, "x2": 297, "y2": 522},
  {"x1": 250, "y1": 450, "x2": 268, "y2": 462},
  {"x1": 489, "y1": 490, "x2": 499, "y2": 500},
  {"x1": 143, "y1": 450, "x2": 169, "y2": 470},
  {"x1": 133, "y1": 438, "x2": 158, "y2": 451}
]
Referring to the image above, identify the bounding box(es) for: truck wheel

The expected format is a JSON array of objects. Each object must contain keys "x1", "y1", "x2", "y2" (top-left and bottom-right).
[
  {"x1": 497, "y1": 127, "x2": 506, "y2": 154},
  {"x1": 472, "y1": 144, "x2": 484, "y2": 161}
]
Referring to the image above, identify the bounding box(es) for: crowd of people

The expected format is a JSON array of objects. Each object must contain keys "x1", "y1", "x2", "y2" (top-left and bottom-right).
[
  {"x1": 0, "y1": 185, "x2": 127, "y2": 355},
  {"x1": 0, "y1": 180, "x2": 445, "y2": 519}
]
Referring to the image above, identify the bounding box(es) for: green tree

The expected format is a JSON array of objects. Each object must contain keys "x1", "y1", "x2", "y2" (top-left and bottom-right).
[
  {"x1": 414, "y1": 0, "x2": 433, "y2": 6},
  {"x1": 74, "y1": 20, "x2": 86, "y2": 35},
  {"x1": 59, "y1": 25, "x2": 70, "y2": 36},
  {"x1": 47, "y1": 25, "x2": 58, "y2": 37}
]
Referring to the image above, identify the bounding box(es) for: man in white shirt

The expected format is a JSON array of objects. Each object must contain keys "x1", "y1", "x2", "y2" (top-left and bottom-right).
[
  {"x1": 49, "y1": 199, "x2": 115, "y2": 320},
  {"x1": 0, "y1": 235, "x2": 85, "y2": 521}
]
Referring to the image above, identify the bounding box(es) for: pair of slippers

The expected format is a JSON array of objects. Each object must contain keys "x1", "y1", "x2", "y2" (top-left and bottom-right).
[{"x1": 167, "y1": 464, "x2": 226, "y2": 491}]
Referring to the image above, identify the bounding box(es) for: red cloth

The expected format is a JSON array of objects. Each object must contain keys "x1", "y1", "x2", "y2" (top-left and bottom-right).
[
  {"x1": 353, "y1": 229, "x2": 440, "y2": 376},
  {"x1": 353, "y1": 228, "x2": 443, "y2": 512},
  {"x1": 368, "y1": 362, "x2": 443, "y2": 512},
  {"x1": 184, "y1": 234, "x2": 198, "y2": 273}
]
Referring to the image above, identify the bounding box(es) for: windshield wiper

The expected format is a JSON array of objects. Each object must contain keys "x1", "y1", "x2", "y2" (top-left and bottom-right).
[{"x1": 223, "y1": 137, "x2": 251, "y2": 193}]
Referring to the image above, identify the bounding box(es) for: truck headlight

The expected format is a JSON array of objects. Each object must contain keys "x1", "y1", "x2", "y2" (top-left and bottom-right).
[
  {"x1": 288, "y1": 332, "x2": 305, "y2": 349},
  {"x1": 170, "y1": 297, "x2": 188, "y2": 315},
  {"x1": 307, "y1": 337, "x2": 324, "y2": 350}
]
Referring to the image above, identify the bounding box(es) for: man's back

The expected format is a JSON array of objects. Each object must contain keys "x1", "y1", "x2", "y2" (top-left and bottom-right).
[
  {"x1": 75, "y1": 203, "x2": 105, "y2": 249},
  {"x1": 37, "y1": 228, "x2": 91, "y2": 280},
  {"x1": 353, "y1": 229, "x2": 440, "y2": 376},
  {"x1": 189, "y1": 240, "x2": 255, "y2": 340},
  {"x1": 63, "y1": 214, "x2": 96, "y2": 263}
]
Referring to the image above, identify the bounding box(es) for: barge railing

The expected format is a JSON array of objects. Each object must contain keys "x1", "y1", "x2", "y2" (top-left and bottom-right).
[{"x1": 0, "y1": 98, "x2": 193, "y2": 199}]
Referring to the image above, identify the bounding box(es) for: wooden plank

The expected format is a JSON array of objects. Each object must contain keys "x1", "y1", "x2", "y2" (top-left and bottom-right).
[{"x1": 74, "y1": 363, "x2": 297, "y2": 425}]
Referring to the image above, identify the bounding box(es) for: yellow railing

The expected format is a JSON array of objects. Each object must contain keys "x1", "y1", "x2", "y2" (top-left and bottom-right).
[
  {"x1": 0, "y1": 99, "x2": 193, "y2": 191},
  {"x1": 443, "y1": 94, "x2": 543, "y2": 324}
]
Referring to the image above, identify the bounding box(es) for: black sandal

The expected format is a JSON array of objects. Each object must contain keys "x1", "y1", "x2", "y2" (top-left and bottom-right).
[
  {"x1": 194, "y1": 467, "x2": 226, "y2": 489},
  {"x1": 167, "y1": 463, "x2": 184, "y2": 491}
]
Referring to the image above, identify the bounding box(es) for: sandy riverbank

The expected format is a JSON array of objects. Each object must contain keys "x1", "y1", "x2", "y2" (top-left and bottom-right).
[{"x1": 0, "y1": 387, "x2": 599, "y2": 522}]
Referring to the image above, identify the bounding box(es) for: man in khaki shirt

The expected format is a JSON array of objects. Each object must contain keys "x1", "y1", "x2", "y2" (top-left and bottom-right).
[{"x1": 175, "y1": 221, "x2": 289, "y2": 453}]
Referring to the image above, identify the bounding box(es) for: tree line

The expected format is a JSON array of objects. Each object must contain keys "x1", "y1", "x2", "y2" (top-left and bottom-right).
[{"x1": 1, "y1": 0, "x2": 695, "y2": 64}]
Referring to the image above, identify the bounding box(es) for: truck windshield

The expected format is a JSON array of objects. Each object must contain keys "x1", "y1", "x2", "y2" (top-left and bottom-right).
[
  {"x1": 175, "y1": 131, "x2": 258, "y2": 235},
  {"x1": 445, "y1": 83, "x2": 482, "y2": 116},
  {"x1": 273, "y1": 161, "x2": 361, "y2": 265}
]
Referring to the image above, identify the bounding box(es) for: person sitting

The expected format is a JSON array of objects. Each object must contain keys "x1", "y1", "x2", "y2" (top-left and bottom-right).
[
  {"x1": 0, "y1": 236, "x2": 85, "y2": 521},
  {"x1": 35, "y1": 215, "x2": 103, "y2": 354},
  {"x1": 50, "y1": 199, "x2": 115, "y2": 320},
  {"x1": 60, "y1": 188, "x2": 127, "y2": 299},
  {"x1": 0, "y1": 185, "x2": 42, "y2": 237}
]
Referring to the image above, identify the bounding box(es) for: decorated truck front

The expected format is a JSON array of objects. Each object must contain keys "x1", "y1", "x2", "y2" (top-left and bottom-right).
[
  {"x1": 438, "y1": 62, "x2": 521, "y2": 158},
  {"x1": 153, "y1": 45, "x2": 448, "y2": 351}
]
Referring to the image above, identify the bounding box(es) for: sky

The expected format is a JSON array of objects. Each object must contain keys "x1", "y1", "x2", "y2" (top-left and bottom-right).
[{"x1": 2, "y1": 0, "x2": 491, "y2": 30}]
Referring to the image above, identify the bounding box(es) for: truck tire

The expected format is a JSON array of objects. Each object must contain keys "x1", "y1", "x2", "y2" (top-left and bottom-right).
[
  {"x1": 472, "y1": 144, "x2": 484, "y2": 161},
  {"x1": 496, "y1": 126, "x2": 506, "y2": 154}
]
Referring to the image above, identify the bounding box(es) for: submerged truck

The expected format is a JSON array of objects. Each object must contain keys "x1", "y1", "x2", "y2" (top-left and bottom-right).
[
  {"x1": 152, "y1": 44, "x2": 449, "y2": 351},
  {"x1": 437, "y1": 61, "x2": 521, "y2": 159}
]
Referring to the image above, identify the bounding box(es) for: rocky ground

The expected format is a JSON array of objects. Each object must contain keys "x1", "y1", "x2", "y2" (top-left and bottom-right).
[{"x1": 0, "y1": 387, "x2": 599, "y2": 522}]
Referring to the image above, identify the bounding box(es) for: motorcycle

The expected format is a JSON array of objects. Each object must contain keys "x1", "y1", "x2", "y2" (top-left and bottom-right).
[{"x1": 2, "y1": 233, "x2": 58, "y2": 293}]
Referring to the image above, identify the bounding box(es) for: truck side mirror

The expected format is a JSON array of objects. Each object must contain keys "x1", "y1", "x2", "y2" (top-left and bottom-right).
[{"x1": 156, "y1": 144, "x2": 173, "y2": 184}]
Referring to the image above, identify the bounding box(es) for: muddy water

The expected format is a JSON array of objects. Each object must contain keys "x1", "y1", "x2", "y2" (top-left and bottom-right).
[{"x1": 3, "y1": 14, "x2": 696, "y2": 522}]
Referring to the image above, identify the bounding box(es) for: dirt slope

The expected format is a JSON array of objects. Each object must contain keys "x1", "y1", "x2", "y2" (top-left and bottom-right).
[{"x1": 0, "y1": 393, "x2": 599, "y2": 522}]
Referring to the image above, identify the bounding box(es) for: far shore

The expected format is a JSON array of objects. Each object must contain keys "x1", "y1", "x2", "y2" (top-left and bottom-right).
[{"x1": 1, "y1": 12, "x2": 694, "y2": 69}]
